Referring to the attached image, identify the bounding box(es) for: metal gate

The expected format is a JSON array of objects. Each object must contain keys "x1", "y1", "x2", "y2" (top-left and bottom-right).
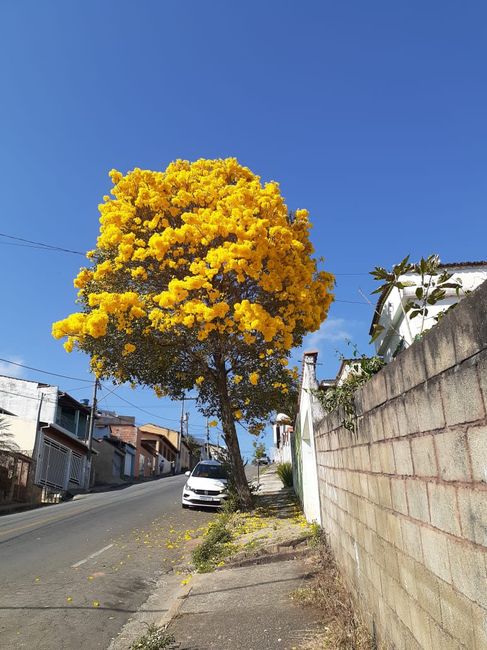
[
  {"x1": 69, "y1": 451, "x2": 84, "y2": 485},
  {"x1": 36, "y1": 437, "x2": 69, "y2": 490}
]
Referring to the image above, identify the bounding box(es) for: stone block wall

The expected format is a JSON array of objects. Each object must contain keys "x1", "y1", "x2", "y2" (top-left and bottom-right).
[{"x1": 314, "y1": 280, "x2": 487, "y2": 649}]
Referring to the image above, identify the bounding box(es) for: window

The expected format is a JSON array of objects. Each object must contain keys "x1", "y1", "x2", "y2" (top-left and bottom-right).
[{"x1": 192, "y1": 463, "x2": 227, "y2": 479}]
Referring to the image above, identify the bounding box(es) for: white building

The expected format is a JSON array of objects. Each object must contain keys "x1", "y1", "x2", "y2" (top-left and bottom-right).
[
  {"x1": 0, "y1": 376, "x2": 93, "y2": 494},
  {"x1": 370, "y1": 261, "x2": 487, "y2": 362},
  {"x1": 271, "y1": 412, "x2": 293, "y2": 464}
]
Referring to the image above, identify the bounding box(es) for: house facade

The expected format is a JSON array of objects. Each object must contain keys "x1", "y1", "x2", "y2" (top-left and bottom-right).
[
  {"x1": 0, "y1": 376, "x2": 92, "y2": 494},
  {"x1": 91, "y1": 436, "x2": 136, "y2": 485},
  {"x1": 271, "y1": 413, "x2": 293, "y2": 464},
  {"x1": 370, "y1": 261, "x2": 487, "y2": 362},
  {"x1": 139, "y1": 423, "x2": 179, "y2": 473}
]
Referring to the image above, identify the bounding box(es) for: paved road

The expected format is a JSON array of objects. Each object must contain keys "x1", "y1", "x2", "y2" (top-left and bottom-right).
[{"x1": 0, "y1": 475, "x2": 214, "y2": 650}]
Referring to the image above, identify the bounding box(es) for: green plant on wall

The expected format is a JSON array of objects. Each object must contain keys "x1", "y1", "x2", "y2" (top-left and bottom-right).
[
  {"x1": 314, "y1": 345, "x2": 385, "y2": 433},
  {"x1": 370, "y1": 254, "x2": 466, "y2": 345}
]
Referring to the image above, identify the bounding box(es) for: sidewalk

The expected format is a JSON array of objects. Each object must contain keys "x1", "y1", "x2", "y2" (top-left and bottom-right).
[
  {"x1": 166, "y1": 466, "x2": 321, "y2": 650},
  {"x1": 108, "y1": 465, "x2": 321, "y2": 650},
  {"x1": 166, "y1": 557, "x2": 320, "y2": 649}
]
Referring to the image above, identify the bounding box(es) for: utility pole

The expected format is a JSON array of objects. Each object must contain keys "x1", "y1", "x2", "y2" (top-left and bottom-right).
[
  {"x1": 176, "y1": 394, "x2": 196, "y2": 471},
  {"x1": 206, "y1": 418, "x2": 210, "y2": 459},
  {"x1": 178, "y1": 395, "x2": 185, "y2": 473},
  {"x1": 85, "y1": 378, "x2": 99, "y2": 488},
  {"x1": 32, "y1": 393, "x2": 44, "y2": 489}
]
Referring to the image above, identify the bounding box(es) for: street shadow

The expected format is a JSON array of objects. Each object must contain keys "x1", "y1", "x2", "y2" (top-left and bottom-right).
[{"x1": 188, "y1": 573, "x2": 316, "y2": 598}]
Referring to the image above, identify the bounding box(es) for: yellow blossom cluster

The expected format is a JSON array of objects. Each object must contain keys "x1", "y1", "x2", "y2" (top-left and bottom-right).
[{"x1": 52, "y1": 158, "x2": 334, "y2": 364}]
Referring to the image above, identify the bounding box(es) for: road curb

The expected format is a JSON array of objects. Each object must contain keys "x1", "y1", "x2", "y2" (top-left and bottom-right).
[{"x1": 157, "y1": 581, "x2": 194, "y2": 629}]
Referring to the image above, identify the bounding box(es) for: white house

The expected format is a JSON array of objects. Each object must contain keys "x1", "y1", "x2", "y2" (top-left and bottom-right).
[
  {"x1": 271, "y1": 412, "x2": 293, "y2": 464},
  {"x1": 0, "y1": 376, "x2": 93, "y2": 494},
  {"x1": 370, "y1": 261, "x2": 487, "y2": 362}
]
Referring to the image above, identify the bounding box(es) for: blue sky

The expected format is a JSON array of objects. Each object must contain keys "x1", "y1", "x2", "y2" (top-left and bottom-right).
[{"x1": 1, "y1": 1, "x2": 486, "y2": 459}]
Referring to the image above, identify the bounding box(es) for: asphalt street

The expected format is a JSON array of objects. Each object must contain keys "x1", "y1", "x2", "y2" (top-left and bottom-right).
[{"x1": 0, "y1": 475, "x2": 214, "y2": 650}]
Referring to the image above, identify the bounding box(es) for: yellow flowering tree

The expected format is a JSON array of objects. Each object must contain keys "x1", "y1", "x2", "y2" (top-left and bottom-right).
[{"x1": 52, "y1": 158, "x2": 334, "y2": 507}]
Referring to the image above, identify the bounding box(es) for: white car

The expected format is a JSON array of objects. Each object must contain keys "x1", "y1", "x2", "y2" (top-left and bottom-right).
[{"x1": 182, "y1": 460, "x2": 228, "y2": 509}]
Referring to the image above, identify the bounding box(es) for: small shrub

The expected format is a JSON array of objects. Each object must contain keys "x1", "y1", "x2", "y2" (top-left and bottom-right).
[
  {"x1": 307, "y1": 522, "x2": 321, "y2": 546},
  {"x1": 129, "y1": 624, "x2": 176, "y2": 650},
  {"x1": 192, "y1": 515, "x2": 233, "y2": 572},
  {"x1": 222, "y1": 486, "x2": 242, "y2": 514},
  {"x1": 277, "y1": 462, "x2": 293, "y2": 488}
]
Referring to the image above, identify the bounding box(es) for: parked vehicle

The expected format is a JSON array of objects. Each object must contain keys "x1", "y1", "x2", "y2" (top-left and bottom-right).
[{"x1": 182, "y1": 460, "x2": 228, "y2": 509}]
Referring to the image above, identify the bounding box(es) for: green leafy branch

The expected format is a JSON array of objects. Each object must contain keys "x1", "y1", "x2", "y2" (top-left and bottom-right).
[
  {"x1": 313, "y1": 345, "x2": 385, "y2": 432},
  {"x1": 370, "y1": 254, "x2": 466, "y2": 346}
]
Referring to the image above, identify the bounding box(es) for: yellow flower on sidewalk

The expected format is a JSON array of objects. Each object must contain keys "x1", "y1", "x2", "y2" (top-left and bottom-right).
[
  {"x1": 123, "y1": 342, "x2": 136, "y2": 355},
  {"x1": 249, "y1": 372, "x2": 259, "y2": 385}
]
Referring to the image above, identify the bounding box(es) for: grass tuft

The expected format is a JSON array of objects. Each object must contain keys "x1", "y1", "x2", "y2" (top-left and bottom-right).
[
  {"x1": 129, "y1": 624, "x2": 177, "y2": 650},
  {"x1": 191, "y1": 514, "x2": 235, "y2": 572}
]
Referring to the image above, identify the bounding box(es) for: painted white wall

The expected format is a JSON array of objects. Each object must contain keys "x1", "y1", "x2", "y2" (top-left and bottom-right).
[
  {"x1": 0, "y1": 376, "x2": 58, "y2": 422},
  {"x1": 298, "y1": 352, "x2": 323, "y2": 525},
  {"x1": 373, "y1": 267, "x2": 487, "y2": 362},
  {"x1": 1, "y1": 414, "x2": 37, "y2": 454}
]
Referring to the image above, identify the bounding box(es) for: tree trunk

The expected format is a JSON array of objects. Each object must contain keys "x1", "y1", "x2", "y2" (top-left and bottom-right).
[{"x1": 215, "y1": 364, "x2": 253, "y2": 509}]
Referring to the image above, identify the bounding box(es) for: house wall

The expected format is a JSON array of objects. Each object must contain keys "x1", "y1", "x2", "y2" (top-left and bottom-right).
[
  {"x1": 272, "y1": 424, "x2": 292, "y2": 464},
  {"x1": 0, "y1": 377, "x2": 58, "y2": 422},
  {"x1": 92, "y1": 440, "x2": 126, "y2": 485},
  {"x1": 110, "y1": 424, "x2": 142, "y2": 477},
  {"x1": 180, "y1": 443, "x2": 190, "y2": 471},
  {"x1": 1, "y1": 415, "x2": 38, "y2": 454},
  {"x1": 123, "y1": 448, "x2": 135, "y2": 478},
  {"x1": 314, "y1": 279, "x2": 487, "y2": 649},
  {"x1": 138, "y1": 446, "x2": 155, "y2": 477}
]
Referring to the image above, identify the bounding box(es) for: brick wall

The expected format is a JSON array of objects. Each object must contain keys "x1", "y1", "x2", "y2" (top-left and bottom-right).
[{"x1": 315, "y1": 280, "x2": 487, "y2": 649}]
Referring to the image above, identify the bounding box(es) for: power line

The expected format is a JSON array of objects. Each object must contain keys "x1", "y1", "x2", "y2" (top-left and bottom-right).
[
  {"x1": 0, "y1": 232, "x2": 85, "y2": 256},
  {"x1": 0, "y1": 232, "x2": 375, "y2": 276},
  {"x1": 0, "y1": 241, "x2": 61, "y2": 251},
  {"x1": 0, "y1": 358, "x2": 92, "y2": 383},
  {"x1": 100, "y1": 386, "x2": 185, "y2": 427}
]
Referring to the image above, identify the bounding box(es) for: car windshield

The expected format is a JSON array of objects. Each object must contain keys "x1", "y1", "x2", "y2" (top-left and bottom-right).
[{"x1": 191, "y1": 463, "x2": 227, "y2": 479}]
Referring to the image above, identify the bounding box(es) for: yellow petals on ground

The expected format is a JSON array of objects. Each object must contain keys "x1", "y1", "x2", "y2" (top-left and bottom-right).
[
  {"x1": 195, "y1": 376, "x2": 205, "y2": 385},
  {"x1": 249, "y1": 372, "x2": 259, "y2": 385}
]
